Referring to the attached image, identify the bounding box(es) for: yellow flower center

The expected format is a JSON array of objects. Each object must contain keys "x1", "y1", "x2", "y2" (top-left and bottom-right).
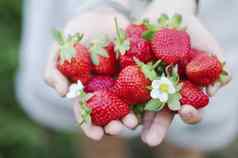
[{"x1": 159, "y1": 83, "x2": 169, "y2": 93}]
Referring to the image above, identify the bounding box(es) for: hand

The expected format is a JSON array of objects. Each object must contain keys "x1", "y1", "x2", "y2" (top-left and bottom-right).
[
  {"x1": 44, "y1": 7, "x2": 138, "y2": 140},
  {"x1": 139, "y1": 2, "x2": 231, "y2": 146}
]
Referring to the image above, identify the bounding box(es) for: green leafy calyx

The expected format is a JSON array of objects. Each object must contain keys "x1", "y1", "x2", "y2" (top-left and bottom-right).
[
  {"x1": 158, "y1": 14, "x2": 183, "y2": 29},
  {"x1": 134, "y1": 58, "x2": 160, "y2": 81},
  {"x1": 78, "y1": 91, "x2": 94, "y2": 125},
  {"x1": 89, "y1": 36, "x2": 109, "y2": 65},
  {"x1": 52, "y1": 29, "x2": 83, "y2": 63},
  {"x1": 142, "y1": 18, "x2": 159, "y2": 41},
  {"x1": 145, "y1": 99, "x2": 165, "y2": 111}
]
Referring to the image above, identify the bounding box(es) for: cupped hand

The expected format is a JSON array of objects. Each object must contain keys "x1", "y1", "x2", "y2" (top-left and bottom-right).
[
  {"x1": 139, "y1": 7, "x2": 231, "y2": 146},
  {"x1": 44, "y1": 7, "x2": 138, "y2": 141}
]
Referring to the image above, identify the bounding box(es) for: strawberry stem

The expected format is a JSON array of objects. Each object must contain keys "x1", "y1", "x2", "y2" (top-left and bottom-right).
[
  {"x1": 114, "y1": 18, "x2": 122, "y2": 43},
  {"x1": 114, "y1": 17, "x2": 130, "y2": 57},
  {"x1": 152, "y1": 60, "x2": 161, "y2": 69}
]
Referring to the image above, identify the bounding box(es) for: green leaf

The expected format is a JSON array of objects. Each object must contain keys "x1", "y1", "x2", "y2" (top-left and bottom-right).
[
  {"x1": 90, "y1": 45, "x2": 109, "y2": 65},
  {"x1": 167, "y1": 93, "x2": 181, "y2": 111},
  {"x1": 52, "y1": 29, "x2": 65, "y2": 45},
  {"x1": 219, "y1": 70, "x2": 230, "y2": 84},
  {"x1": 71, "y1": 33, "x2": 84, "y2": 43},
  {"x1": 145, "y1": 99, "x2": 165, "y2": 111},
  {"x1": 142, "y1": 19, "x2": 159, "y2": 40},
  {"x1": 91, "y1": 53, "x2": 99, "y2": 65},
  {"x1": 134, "y1": 58, "x2": 158, "y2": 81},
  {"x1": 79, "y1": 96, "x2": 92, "y2": 125},
  {"x1": 142, "y1": 30, "x2": 156, "y2": 41},
  {"x1": 80, "y1": 108, "x2": 91, "y2": 125},
  {"x1": 169, "y1": 14, "x2": 182, "y2": 28},
  {"x1": 60, "y1": 46, "x2": 76, "y2": 62},
  {"x1": 158, "y1": 14, "x2": 169, "y2": 27},
  {"x1": 133, "y1": 104, "x2": 145, "y2": 116},
  {"x1": 89, "y1": 35, "x2": 110, "y2": 65}
]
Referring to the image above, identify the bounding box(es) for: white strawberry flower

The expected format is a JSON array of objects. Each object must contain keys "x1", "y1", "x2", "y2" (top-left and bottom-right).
[
  {"x1": 66, "y1": 80, "x2": 84, "y2": 98},
  {"x1": 150, "y1": 76, "x2": 176, "y2": 103}
]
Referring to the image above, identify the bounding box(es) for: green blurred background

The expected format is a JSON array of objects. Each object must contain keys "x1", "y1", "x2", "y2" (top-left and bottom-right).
[{"x1": 0, "y1": 0, "x2": 237, "y2": 158}]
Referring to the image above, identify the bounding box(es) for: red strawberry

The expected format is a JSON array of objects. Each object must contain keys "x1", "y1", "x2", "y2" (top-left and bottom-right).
[
  {"x1": 126, "y1": 24, "x2": 147, "y2": 38},
  {"x1": 112, "y1": 59, "x2": 159, "y2": 105},
  {"x1": 189, "y1": 48, "x2": 205, "y2": 59},
  {"x1": 53, "y1": 31, "x2": 92, "y2": 83},
  {"x1": 112, "y1": 65, "x2": 151, "y2": 105},
  {"x1": 114, "y1": 19, "x2": 154, "y2": 69},
  {"x1": 151, "y1": 28, "x2": 191, "y2": 65},
  {"x1": 84, "y1": 76, "x2": 115, "y2": 93},
  {"x1": 119, "y1": 37, "x2": 153, "y2": 69},
  {"x1": 180, "y1": 81, "x2": 209, "y2": 109},
  {"x1": 86, "y1": 90, "x2": 129, "y2": 126},
  {"x1": 119, "y1": 54, "x2": 135, "y2": 69},
  {"x1": 150, "y1": 14, "x2": 191, "y2": 65},
  {"x1": 186, "y1": 53, "x2": 222, "y2": 86},
  {"x1": 90, "y1": 39, "x2": 117, "y2": 75},
  {"x1": 178, "y1": 48, "x2": 204, "y2": 79}
]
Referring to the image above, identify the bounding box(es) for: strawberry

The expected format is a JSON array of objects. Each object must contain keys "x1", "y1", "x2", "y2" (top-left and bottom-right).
[
  {"x1": 151, "y1": 14, "x2": 191, "y2": 65},
  {"x1": 186, "y1": 53, "x2": 223, "y2": 86},
  {"x1": 84, "y1": 76, "x2": 115, "y2": 93},
  {"x1": 189, "y1": 48, "x2": 205, "y2": 59},
  {"x1": 178, "y1": 48, "x2": 204, "y2": 79},
  {"x1": 126, "y1": 23, "x2": 147, "y2": 38},
  {"x1": 114, "y1": 18, "x2": 154, "y2": 69},
  {"x1": 180, "y1": 81, "x2": 209, "y2": 109},
  {"x1": 85, "y1": 90, "x2": 129, "y2": 126},
  {"x1": 112, "y1": 59, "x2": 159, "y2": 105},
  {"x1": 119, "y1": 54, "x2": 135, "y2": 69},
  {"x1": 119, "y1": 37, "x2": 153, "y2": 69},
  {"x1": 152, "y1": 28, "x2": 190, "y2": 65},
  {"x1": 53, "y1": 30, "x2": 92, "y2": 83},
  {"x1": 89, "y1": 38, "x2": 117, "y2": 75}
]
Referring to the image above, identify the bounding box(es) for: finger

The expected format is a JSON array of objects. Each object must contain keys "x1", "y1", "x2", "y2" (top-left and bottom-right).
[
  {"x1": 121, "y1": 112, "x2": 138, "y2": 129},
  {"x1": 185, "y1": 16, "x2": 224, "y2": 59},
  {"x1": 141, "y1": 112, "x2": 156, "y2": 143},
  {"x1": 73, "y1": 103, "x2": 104, "y2": 141},
  {"x1": 206, "y1": 81, "x2": 221, "y2": 97},
  {"x1": 64, "y1": 9, "x2": 130, "y2": 44},
  {"x1": 178, "y1": 105, "x2": 202, "y2": 124},
  {"x1": 104, "y1": 120, "x2": 124, "y2": 135},
  {"x1": 144, "y1": 109, "x2": 174, "y2": 147},
  {"x1": 53, "y1": 70, "x2": 69, "y2": 96},
  {"x1": 44, "y1": 44, "x2": 69, "y2": 96}
]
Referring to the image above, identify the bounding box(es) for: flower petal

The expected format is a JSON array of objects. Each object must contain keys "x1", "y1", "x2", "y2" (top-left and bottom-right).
[
  {"x1": 159, "y1": 92, "x2": 168, "y2": 103},
  {"x1": 66, "y1": 91, "x2": 77, "y2": 98},
  {"x1": 151, "y1": 80, "x2": 161, "y2": 89},
  {"x1": 77, "y1": 80, "x2": 84, "y2": 89},
  {"x1": 160, "y1": 76, "x2": 171, "y2": 84},
  {"x1": 150, "y1": 89, "x2": 161, "y2": 99}
]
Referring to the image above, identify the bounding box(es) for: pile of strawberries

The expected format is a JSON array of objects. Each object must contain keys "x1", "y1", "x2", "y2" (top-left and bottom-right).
[{"x1": 53, "y1": 14, "x2": 229, "y2": 126}]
